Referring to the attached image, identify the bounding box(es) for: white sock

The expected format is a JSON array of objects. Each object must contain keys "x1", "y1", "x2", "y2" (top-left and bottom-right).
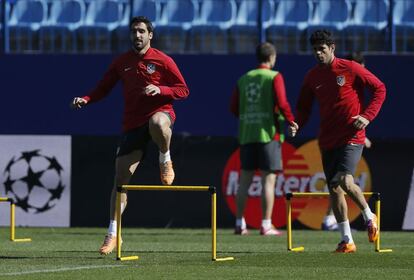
[
  {"x1": 236, "y1": 217, "x2": 246, "y2": 229},
  {"x1": 108, "y1": 220, "x2": 117, "y2": 236},
  {"x1": 159, "y1": 150, "x2": 171, "y2": 164},
  {"x1": 338, "y1": 220, "x2": 354, "y2": 244},
  {"x1": 261, "y1": 219, "x2": 272, "y2": 229},
  {"x1": 361, "y1": 206, "x2": 374, "y2": 222}
]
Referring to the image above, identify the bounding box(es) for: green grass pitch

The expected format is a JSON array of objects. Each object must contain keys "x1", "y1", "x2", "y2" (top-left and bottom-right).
[{"x1": 0, "y1": 227, "x2": 413, "y2": 279}]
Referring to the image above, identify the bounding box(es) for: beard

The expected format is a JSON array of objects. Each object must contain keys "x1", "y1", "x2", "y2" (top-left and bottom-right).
[
  {"x1": 132, "y1": 38, "x2": 148, "y2": 51},
  {"x1": 133, "y1": 40, "x2": 143, "y2": 50}
]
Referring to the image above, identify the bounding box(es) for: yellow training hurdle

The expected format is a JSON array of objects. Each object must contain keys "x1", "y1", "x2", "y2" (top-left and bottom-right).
[
  {"x1": 0, "y1": 197, "x2": 31, "y2": 242},
  {"x1": 285, "y1": 192, "x2": 392, "y2": 253},
  {"x1": 115, "y1": 185, "x2": 234, "y2": 262}
]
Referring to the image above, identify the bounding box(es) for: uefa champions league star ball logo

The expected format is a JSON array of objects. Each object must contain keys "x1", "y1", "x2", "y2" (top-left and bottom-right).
[
  {"x1": 245, "y1": 83, "x2": 261, "y2": 103},
  {"x1": 2, "y1": 150, "x2": 65, "y2": 213}
]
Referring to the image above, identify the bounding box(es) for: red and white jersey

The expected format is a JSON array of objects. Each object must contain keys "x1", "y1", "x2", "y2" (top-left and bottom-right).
[
  {"x1": 296, "y1": 57, "x2": 386, "y2": 150},
  {"x1": 83, "y1": 48, "x2": 189, "y2": 132}
]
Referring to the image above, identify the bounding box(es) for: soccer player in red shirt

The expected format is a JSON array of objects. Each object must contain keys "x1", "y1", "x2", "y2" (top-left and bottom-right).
[
  {"x1": 71, "y1": 16, "x2": 189, "y2": 255},
  {"x1": 289, "y1": 30, "x2": 386, "y2": 253},
  {"x1": 322, "y1": 51, "x2": 373, "y2": 231}
]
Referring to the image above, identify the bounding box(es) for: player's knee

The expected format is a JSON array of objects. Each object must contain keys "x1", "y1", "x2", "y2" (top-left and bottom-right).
[
  {"x1": 339, "y1": 174, "x2": 354, "y2": 192},
  {"x1": 328, "y1": 184, "x2": 344, "y2": 196},
  {"x1": 149, "y1": 113, "x2": 169, "y2": 130}
]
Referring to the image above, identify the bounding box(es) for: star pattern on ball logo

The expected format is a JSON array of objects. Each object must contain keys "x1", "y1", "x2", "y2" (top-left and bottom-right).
[
  {"x1": 2, "y1": 150, "x2": 65, "y2": 213},
  {"x1": 245, "y1": 83, "x2": 261, "y2": 104}
]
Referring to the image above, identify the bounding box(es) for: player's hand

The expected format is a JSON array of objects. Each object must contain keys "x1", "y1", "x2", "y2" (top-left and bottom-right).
[
  {"x1": 352, "y1": 115, "x2": 369, "y2": 130},
  {"x1": 70, "y1": 97, "x2": 88, "y2": 109},
  {"x1": 143, "y1": 84, "x2": 161, "y2": 96},
  {"x1": 288, "y1": 121, "x2": 299, "y2": 137},
  {"x1": 364, "y1": 137, "x2": 372, "y2": 148}
]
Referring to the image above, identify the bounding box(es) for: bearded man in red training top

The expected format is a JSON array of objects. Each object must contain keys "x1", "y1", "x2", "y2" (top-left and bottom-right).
[
  {"x1": 289, "y1": 30, "x2": 386, "y2": 253},
  {"x1": 71, "y1": 16, "x2": 189, "y2": 255}
]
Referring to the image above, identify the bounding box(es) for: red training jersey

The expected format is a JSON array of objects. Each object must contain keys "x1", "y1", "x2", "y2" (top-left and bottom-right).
[
  {"x1": 296, "y1": 57, "x2": 386, "y2": 150},
  {"x1": 83, "y1": 48, "x2": 189, "y2": 132},
  {"x1": 229, "y1": 65, "x2": 295, "y2": 141}
]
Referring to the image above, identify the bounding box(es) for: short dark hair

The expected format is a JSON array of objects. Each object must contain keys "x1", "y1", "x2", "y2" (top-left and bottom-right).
[
  {"x1": 309, "y1": 30, "x2": 335, "y2": 46},
  {"x1": 129, "y1": 16, "x2": 154, "y2": 33},
  {"x1": 256, "y1": 42, "x2": 276, "y2": 63},
  {"x1": 346, "y1": 51, "x2": 365, "y2": 65}
]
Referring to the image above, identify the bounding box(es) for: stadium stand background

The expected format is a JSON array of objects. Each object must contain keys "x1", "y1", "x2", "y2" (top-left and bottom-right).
[{"x1": 1, "y1": 0, "x2": 414, "y2": 54}]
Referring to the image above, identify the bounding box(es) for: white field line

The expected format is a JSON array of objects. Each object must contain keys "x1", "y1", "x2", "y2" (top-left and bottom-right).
[{"x1": 0, "y1": 265, "x2": 124, "y2": 276}]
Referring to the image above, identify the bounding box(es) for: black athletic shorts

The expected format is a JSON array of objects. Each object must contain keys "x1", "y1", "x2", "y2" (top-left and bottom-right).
[
  {"x1": 116, "y1": 112, "x2": 173, "y2": 157},
  {"x1": 240, "y1": 140, "x2": 282, "y2": 172},
  {"x1": 321, "y1": 143, "x2": 364, "y2": 186}
]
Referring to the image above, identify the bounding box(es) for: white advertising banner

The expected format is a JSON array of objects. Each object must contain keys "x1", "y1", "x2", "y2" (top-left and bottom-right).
[{"x1": 0, "y1": 135, "x2": 71, "y2": 227}]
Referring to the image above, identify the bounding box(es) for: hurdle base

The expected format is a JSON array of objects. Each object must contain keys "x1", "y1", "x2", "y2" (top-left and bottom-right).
[
  {"x1": 11, "y1": 238, "x2": 32, "y2": 242},
  {"x1": 288, "y1": 246, "x2": 305, "y2": 252},
  {"x1": 376, "y1": 249, "x2": 393, "y2": 253},
  {"x1": 213, "y1": 257, "x2": 234, "y2": 262},
  {"x1": 117, "y1": 256, "x2": 139, "y2": 261}
]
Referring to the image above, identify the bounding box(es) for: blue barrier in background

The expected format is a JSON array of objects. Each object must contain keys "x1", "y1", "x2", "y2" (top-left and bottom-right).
[{"x1": 0, "y1": 53, "x2": 413, "y2": 138}]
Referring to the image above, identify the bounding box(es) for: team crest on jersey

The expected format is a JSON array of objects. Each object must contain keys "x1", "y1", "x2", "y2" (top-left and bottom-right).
[
  {"x1": 146, "y1": 63, "x2": 156, "y2": 74},
  {"x1": 336, "y1": 75, "x2": 345, "y2": 86}
]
